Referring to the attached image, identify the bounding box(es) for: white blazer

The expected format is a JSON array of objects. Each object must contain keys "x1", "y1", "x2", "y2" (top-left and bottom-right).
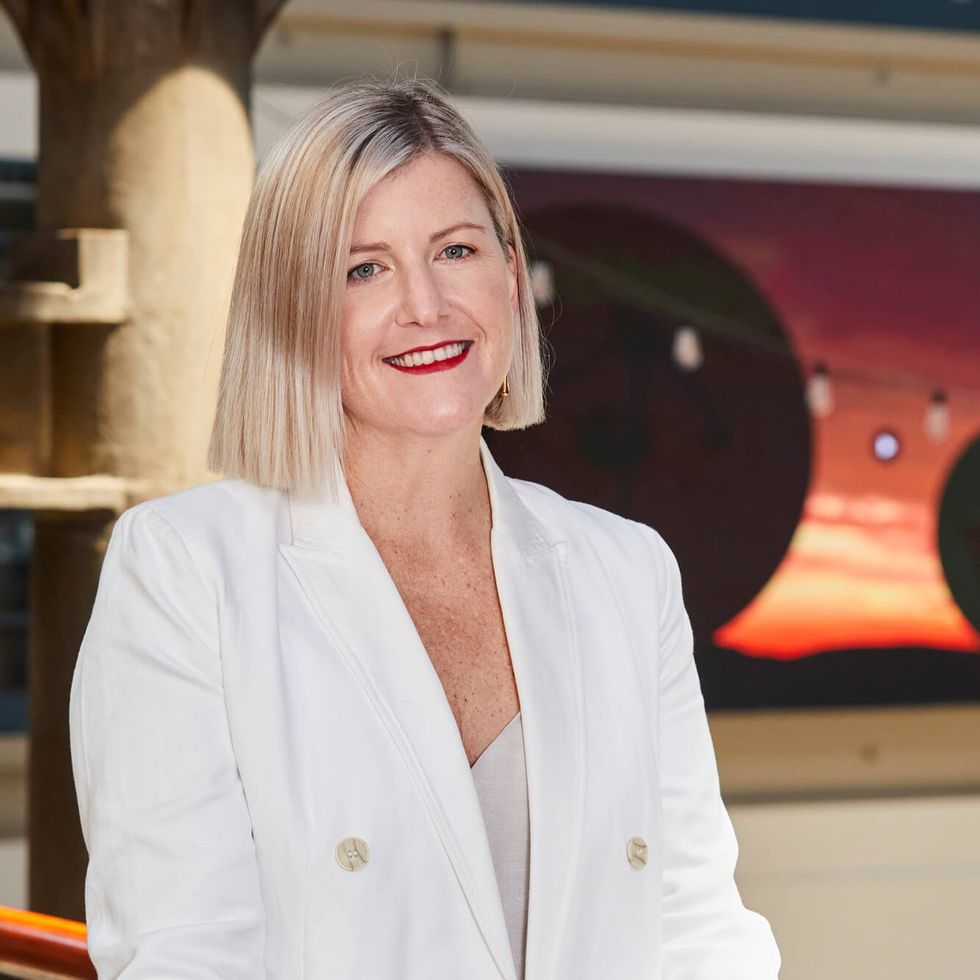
[{"x1": 69, "y1": 436, "x2": 781, "y2": 979}]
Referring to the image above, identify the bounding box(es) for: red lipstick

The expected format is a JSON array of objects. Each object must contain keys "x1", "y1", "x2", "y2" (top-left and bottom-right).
[
  {"x1": 387, "y1": 339, "x2": 471, "y2": 358},
  {"x1": 383, "y1": 339, "x2": 473, "y2": 375}
]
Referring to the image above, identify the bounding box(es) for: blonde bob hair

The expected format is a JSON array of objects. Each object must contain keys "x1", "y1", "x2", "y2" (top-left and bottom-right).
[{"x1": 207, "y1": 72, "x2": 551, "y2": 502}]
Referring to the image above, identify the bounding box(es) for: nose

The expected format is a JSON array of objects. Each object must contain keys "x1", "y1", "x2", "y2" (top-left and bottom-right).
[{"x1": 394, "y1": 257, "x2": 451, "y2": 330}]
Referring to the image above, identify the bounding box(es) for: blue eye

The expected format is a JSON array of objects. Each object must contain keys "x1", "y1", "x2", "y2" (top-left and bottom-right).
[
  {"x1": 348, "y1": 262, "x2": 380, "y2": 283},
  {"x1": 346, "y1": 244, "x2": 474, "y2": 285}
]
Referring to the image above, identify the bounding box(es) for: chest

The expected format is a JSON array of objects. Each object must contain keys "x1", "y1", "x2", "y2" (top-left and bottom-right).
[{"x1": 377, "y1": 544, "x2": 521, "y2": 765}]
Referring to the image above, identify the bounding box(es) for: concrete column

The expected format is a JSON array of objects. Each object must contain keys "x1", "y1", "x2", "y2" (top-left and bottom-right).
[{"x1": 0, "y1": 0, "x2": 287, "y2": 918}]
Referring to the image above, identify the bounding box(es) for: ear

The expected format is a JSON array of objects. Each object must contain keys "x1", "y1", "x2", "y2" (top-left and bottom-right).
[{"x1": 506, "y1": 244, "x2": 519, "y2": 317}]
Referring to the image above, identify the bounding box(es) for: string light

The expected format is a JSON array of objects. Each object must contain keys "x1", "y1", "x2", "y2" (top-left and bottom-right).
[
  {"x1": 529, "y1": 259, "x2": 555, "y2": 307},
  {"x1": 924, "y1": 389, "x2": 950, "y2": 443},
  {"x1": 806, "y1": 362, "x2": 834, "y2": 419},
  {"x1": 527, "y1": 234, "x2": 980, "y2": 424},
  {"x1": 672, "y1": 325, "x2": 703, "y2": 371}
]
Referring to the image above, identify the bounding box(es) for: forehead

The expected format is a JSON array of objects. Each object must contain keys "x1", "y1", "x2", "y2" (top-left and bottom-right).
[{"x1": 354, "y1": 153, "x2": 489, "y2": 228}]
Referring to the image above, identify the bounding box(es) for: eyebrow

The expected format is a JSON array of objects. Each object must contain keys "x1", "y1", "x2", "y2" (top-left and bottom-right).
[{"x1": 349, "y1": 222, "x2": 489, "y2": 256}]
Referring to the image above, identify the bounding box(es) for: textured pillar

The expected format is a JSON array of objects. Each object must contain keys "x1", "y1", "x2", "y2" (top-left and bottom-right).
[{"x1": 0, "y1": 0, "x2": 287, "y2": 918}]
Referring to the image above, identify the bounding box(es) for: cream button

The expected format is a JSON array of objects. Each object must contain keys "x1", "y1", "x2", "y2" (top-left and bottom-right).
[
  {"x1": 627, "y1": 835, "x2": 648, "y2": 870},
  {"x1": 336, "y1": 836, "x2": 370, "y2": 871}
]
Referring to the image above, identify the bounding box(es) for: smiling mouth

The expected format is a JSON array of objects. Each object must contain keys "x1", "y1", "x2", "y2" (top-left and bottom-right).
[{"x1": 382, "y1": 339, "x2": 473, "y2": 368}]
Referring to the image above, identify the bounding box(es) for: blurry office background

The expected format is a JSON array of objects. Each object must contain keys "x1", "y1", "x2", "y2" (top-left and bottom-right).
[{"x1": 2, "y1": 2, "x2": 980, "y2": 978}]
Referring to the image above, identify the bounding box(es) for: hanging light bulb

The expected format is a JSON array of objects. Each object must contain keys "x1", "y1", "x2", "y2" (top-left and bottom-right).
[
  {"x1": 806, "y1": 361, "x2": 834, "y2": 418},
  {"x1": 529, "y1": 259, "x2": 555, "y2": 307},
  {"x1": 672, "y1": 324, "x2": 703, "y2": 371},
  {"x1": 924, "y1": 389, "x2": 950, "y2": 443}
]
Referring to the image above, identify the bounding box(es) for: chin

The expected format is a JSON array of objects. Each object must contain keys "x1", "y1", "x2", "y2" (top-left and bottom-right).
[{"x1": 394, "y1": 403, "x2": 486, "y2": 437}]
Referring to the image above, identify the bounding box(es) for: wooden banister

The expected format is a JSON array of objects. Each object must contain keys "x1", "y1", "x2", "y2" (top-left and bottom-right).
[{"x1": 0, "y1": 906, "x2": 95, "y2": 980}]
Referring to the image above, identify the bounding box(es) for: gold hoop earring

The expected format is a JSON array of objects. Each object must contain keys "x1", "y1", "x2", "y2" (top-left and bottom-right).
[{"x1": 499, "y1": 373, "x2": 510, "y2": 398}]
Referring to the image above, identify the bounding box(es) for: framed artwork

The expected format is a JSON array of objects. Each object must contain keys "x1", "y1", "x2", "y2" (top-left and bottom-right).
[{"x1": 466, "y1": 98, "x2": 980, "y2": 798}]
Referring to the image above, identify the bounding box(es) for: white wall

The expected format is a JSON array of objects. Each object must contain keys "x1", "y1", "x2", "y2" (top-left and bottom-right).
[
  {"x1": 734, "y1": 795, "x2": 980, "y2": 979},
  {"x1": 0, "y1": 836, "x2": 25, "y2": 908}
]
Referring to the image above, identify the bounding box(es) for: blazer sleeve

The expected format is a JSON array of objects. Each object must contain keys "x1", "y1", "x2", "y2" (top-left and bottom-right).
[
  {"x1": 646, "y1": 526, "x2": 782, "y2": 979},
  {"x1": 68, "y1": 504, "x2": 266, "y2": 978}
]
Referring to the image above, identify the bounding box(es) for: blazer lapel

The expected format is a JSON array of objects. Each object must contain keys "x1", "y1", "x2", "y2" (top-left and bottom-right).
[{"x1": 278, "y1": 436, "x2": 585, "y2": 980}]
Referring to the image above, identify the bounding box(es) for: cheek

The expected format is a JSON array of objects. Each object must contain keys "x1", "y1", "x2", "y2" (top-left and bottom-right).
[
  {"x1": 338, "y1": 332, "x2": 375, "y2": 402},
  {"x1": 338, "y1": 328, "x2": 356, "y2": 382},
  {"x1": 465, "y1": 268, "x2": 515, "y2": 326},
  {"x1": 340, "y1": 306, "x2": 381, "y2": 363}
]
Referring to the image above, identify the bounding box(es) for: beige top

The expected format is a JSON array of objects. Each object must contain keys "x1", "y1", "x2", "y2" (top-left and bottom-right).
[{"x1": 470, "y1": 711, "x2": 530, "y2": 980}]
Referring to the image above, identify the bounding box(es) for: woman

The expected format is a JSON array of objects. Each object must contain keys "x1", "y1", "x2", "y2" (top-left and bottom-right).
[{"x1": 69, "y1": 75, "x2": 781, "y2": 979}]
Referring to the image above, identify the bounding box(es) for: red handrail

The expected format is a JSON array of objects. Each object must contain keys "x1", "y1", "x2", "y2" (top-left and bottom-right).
[{"x1": 0, "y1": 905, "x2": 95, "y2": 979}]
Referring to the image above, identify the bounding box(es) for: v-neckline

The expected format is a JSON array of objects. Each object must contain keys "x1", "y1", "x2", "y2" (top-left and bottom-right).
[{"x1": 470, "y1": 710, "x2": 522, "y2": 770}]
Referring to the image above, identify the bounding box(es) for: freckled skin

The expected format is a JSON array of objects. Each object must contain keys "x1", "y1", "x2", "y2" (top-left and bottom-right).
[
  {"x1": 339, "y1": 151, "x2": 522, "y2": 764},
  {"x1": 371, "y1": 529, "x2": 520, "y2": 766}
]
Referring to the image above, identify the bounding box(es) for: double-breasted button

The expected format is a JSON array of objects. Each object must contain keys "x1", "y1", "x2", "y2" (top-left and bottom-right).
[
  {"x1": 336, "y1": 836, "x2": 370, "y2": 871},
  {"x1": 626, "y1": 835, "x2": 648, "y2": 870}
]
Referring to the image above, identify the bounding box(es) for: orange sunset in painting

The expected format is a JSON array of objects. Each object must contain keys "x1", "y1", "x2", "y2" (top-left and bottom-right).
[{"x1": 717, "y1": 431, "x2": 980, "y2": 659}]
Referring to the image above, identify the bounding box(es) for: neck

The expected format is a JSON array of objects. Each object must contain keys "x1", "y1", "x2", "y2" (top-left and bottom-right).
[{"x1": 341, "y1": 421, "x2": 491, "y2": 556}]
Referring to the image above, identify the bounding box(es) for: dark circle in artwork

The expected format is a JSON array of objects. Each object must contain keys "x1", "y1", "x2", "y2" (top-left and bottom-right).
[
  {"x1": 485, "y1": 202, "x2": 811, "y2": 643},
  {"x1": 938, "y1": 435, "x2": 980, "y2": 635}
]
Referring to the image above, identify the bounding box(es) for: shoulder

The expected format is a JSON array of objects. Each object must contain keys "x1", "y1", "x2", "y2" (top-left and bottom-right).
[
  {"x1": 123, "y1": 476, "x2": 280, "y2": 526},
  {"x1": 112, "y1": 477, "x2": 286, "y2": 579}
]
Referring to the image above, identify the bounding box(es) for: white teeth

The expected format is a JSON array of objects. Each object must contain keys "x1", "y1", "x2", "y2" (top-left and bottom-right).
[{"x1": 386, "y1": 341, "x2": 467, "y2": 367}]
